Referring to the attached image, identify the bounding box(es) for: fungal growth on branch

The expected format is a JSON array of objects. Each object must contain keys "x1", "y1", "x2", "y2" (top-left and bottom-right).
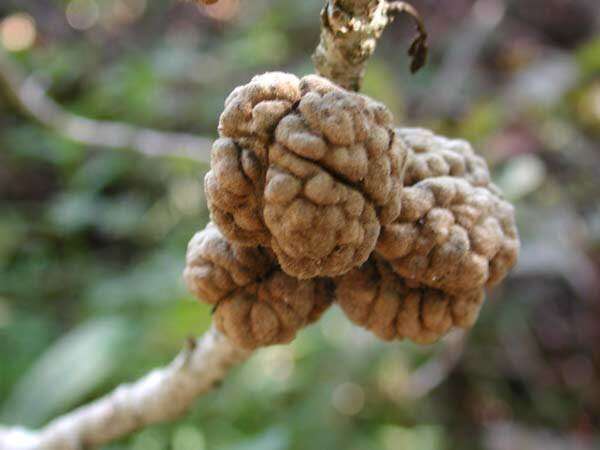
[
  {"x1": 336, "y1": 128, "x2": 519, "y2": 342},
  {"x1": 190, "y1": 77, "x2": 518, "y2": 349},
  {"x1": 184, "y1": 224, "x2": 333, "y2": 349},
  {"x1": 206, "y1": 72, "x2": 408, "y2": 279}
]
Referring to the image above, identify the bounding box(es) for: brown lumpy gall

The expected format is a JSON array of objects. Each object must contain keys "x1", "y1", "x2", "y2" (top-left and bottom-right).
[
  {"x1": 292, "y1": 75, "x2": 405, "y2": 224},
  {"x1": 183, "y1": 223, "x2": 274, "y2": 303},
  {"x1": 338, "y1": 129, "x2": 519, "y2": 343},
  {"x1": 205, "y1": 138, "x2": 270, "y2": 246},
  {"x1": 263, "y1": 144, "x2": 380, "y2": 279},
  {"x1": 207, "y1": 73, "x2": 302, "y2": 247},
  {"x1": 377, "y1": 128, "x2": 519, "y2": 294},
  {"x1": 214, "y1": 271, "x2": 332, "y2": 350},
  {"x1": 208, "y1": 72, "x2": 408, "y2": 279},
  {"x1": 398, "y1": 127, "x2": 491, "y2": 187},
  {"x1": 266, "y1": 75, "x2": 407, "y2": 278},
  {"x1": 219, "y1": 72, "x2": 301, "y2": 142},
  {"x1": 335, "y1": 257, "x2": 484, "y2": 344},
  {"x1": 184, "y1": 224, "x2": 333, "y2": 349}
]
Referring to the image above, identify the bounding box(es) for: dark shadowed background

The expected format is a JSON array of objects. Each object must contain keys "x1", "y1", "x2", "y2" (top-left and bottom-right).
[{"x1": 1, "y1": 1, "x2": 599, "y2": 449}]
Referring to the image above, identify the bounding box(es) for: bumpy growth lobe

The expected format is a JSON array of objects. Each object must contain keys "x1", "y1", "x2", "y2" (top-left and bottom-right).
[
  {"x1": 215, "y1": 273, "x2": 331, "y2": 350},
  {"x1": 204, "y1": 138, "x2": 270, "y2": 246},
  {"x1": 336, "y1": 256, "x2": 484, "y2": 344},
  {"x1": 184, "y1": 224, "x2": 332, "y2": 349},
  {"x1": 205, "y1": 73, "x2": 301, "y2": 247},
  {"x1": 183, "y1": 223, "x2": 273, "y2": 303},
  {"x1": 376, "y1": 128, "x2": 519, "y2": 294},
  {"x1": 399, "y1": 127, "x2": 492, "y2": 188},
  {"x1": 205, "y1": 72, "x2": 408, "y2": 279},
  {"x1": 335, "y1": 128, "x2": 519, "y2": 344}
]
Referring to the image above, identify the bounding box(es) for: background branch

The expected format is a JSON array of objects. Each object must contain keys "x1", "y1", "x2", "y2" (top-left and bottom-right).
[{"x1": 0, "y1": 48, "x2": 212, "y2": 163}]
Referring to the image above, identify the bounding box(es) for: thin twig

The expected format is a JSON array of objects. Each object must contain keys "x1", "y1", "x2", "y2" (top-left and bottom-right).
[
  {"x1": 312, "y1": 0, "x2": 428, "y2": 90},
  {"x1": 312, "y1": 0, "x2": 390, "y2": 91},
  {"x1": 0, "y1": 326, "x2": 250, "y2": 450},
  {"x1": 386, "y1": 1, "x2": 429, "y2": 73},
  {"x1": 0, "y1": 48, "x2": 212, "y2": 163}
]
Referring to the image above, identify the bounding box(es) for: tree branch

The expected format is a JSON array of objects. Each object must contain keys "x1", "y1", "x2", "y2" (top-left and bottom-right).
[
  {"x1": 312, "y1": 0, "x2": 388, "y2": 91},
  {"x1": 0, "y1": 48, "x2": 212, "y2": 163},
  {"x1": 312, "y1": 0, "x2": 428, "y2": 90},
  {"x1": 0, "y1": 326, "x2": 250, "y2": 450}
]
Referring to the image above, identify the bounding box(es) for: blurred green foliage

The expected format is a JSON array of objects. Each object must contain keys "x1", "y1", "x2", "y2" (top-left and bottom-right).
[{"x1": 1, "y1": 1, "x2": 599, "y2": 449}]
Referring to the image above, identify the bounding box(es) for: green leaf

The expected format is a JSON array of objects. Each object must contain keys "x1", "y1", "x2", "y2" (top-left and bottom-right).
[{"x1": 1, "y1": 317, "x2": 131, "y2": 427}]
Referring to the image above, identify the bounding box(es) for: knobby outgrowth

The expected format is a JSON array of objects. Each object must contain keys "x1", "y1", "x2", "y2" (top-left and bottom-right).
[{"x1": 187, "y1": 72, "x2": 519, "y2": 349}]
